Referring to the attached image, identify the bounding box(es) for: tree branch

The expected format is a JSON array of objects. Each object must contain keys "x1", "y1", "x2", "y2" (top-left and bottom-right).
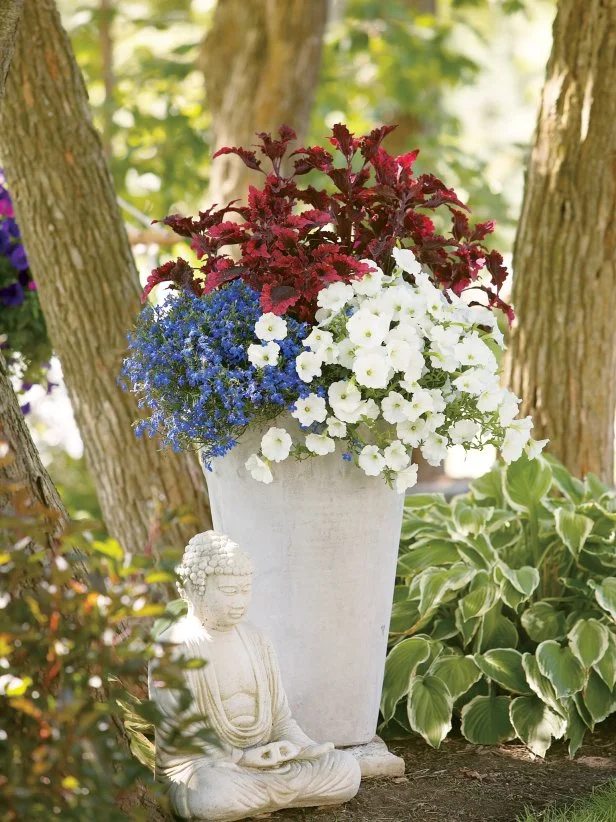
[{"x1": 0, "y1": 0, "x2": 24, "y2": 98}]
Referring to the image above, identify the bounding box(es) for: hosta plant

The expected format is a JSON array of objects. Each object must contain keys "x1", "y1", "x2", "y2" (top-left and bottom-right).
[{"x1": 381, "y1": 455, "x2": 616, "y2": 757}]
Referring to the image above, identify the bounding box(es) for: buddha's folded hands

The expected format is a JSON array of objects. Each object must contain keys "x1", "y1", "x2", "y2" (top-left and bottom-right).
[
  {"x1": 295, "y1": 742, "x2": 335, "y2": 761},
  {"x1": 239, "y1": 740, "x2": 301, "y2": 769}
]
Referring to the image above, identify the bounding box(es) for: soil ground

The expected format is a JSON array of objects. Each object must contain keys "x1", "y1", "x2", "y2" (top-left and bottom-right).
[{"x1": 275, "y1": 716, "x2": 616, "y2": 822}]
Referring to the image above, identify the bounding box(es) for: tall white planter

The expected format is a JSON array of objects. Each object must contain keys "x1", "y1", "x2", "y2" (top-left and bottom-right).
[{"x1": 203, "y1": 417, "x2": 405, "y2": 747}]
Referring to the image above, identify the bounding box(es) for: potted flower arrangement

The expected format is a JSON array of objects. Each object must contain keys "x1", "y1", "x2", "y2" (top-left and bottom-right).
[{"x1": 123, "y1": 125, "x2": 543, "y2": 746}]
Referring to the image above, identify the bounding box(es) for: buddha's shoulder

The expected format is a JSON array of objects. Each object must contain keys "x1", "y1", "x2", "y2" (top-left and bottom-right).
[{"x1": 156, "y1": 614, "x2": 208, "y2": 646}]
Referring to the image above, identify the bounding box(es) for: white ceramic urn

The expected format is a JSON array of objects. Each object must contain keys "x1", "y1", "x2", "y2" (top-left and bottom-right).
[{"x1": 202, "y1": 416, "x2": 405, "y2": 747}]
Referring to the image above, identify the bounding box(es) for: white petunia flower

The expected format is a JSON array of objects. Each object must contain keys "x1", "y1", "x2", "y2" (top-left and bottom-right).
[
  {"x1": 382, "y1": 284, "x2": 414, "y2": 320},
  {"x1": 454, "y1": 333, "x2": 497, "y2": 370},
  {"x1": 317, "y1": 281, "x2": 354, "y2": 312},
  {"x1": 261, "y1": 427, "x2": 292, "y2": 462},
  {"x1": 361, "y1": 398, "x2": 381, "y2": 421},
  {"x1": 328, "y1": 380, "x2": 362, "y2": 414},
  {"x1": 315, "y1": 307, "x2": 332, "y2": 324},
  {"x1": 353, "y1": 261, "x2": 384, "y2": 296},
  {"x1": 347, "y1": 311, "x2": 390, "y2": 348},
  {"x1": 245, "y1": 454, "x2": 274, "y2": 484},
  {"x1": 392, "y1": 247, "x2": 422, "y2": 277},
  {"x1": 406, "y1": 388, "x2": 435, "y2": 421},
  {"x1": 336, "y1": 338, "x2": 356, "y2": 369},
  {"x1": 303, "y1": 328, "x2": 333, "y2": 352},
  {"x1": 291, "y1": 393, "x2": 328, "y2": 426},
  {"x1": 477, "y1": 386, "x2": 505, "y2": 413},
  {"x1": 501, "y1": 417, "x2": 533, "y2": 464},
  {"x1": 248, "y1": 341, "x2": 280, "y2": 368},
  {"x1": 395, "y1": 463, "x2": 419, "y2": 493},
  {"x1": 386, "y1": 338, "x2": 413, "y2": 372},
  {"x1": 353, "y1": 350, "x2": 392, "y2": 389},
  {"x1": 358, "y1": 445, "x2": 386, "y2": 476},
  {"x1": 389, "y1": 322, "x2": 423, "y2": 348},
  {"x1": 295, "y1": 350, "x2": 323, "y2": 383},
  {"x1": 326, "y1": 416, "x2": 347, "y2": 438},
  {"x1": 397, "y1": 418, "x2": 427, "y2": 447},
  {"x1": 453, "y1": 367, "x2": 496, "y2": 396},
  {"x1": 449, "y1": 419, "x2": 480, "y2": 445},
  {"x1": 320, "y1": 341, "x2": 339, "y2": 364},
  {"x1": 421, "y1": 433, "x2": 449, "y2": 467},
  {"x1": 381, "y1": 391, "x2": 412, "y2": 424},
  {"x1": 526, "y1": 438, "x2": 549, "y2": 460},
  {"x1": 255, "y1": 312, "x2": 288, "y2": 341},
  {"x1": 498, "y1": 391, "x2": 521, "y2": 426},
  {"x1": 305, "y1": 433, "x2": 336, "y2": 456},
  {"x1": 428, "y1": 388, "x2": 447, "y2": 413},
  {"x1": 384, "y1": 440, "x2": 410, "y2": 471}
]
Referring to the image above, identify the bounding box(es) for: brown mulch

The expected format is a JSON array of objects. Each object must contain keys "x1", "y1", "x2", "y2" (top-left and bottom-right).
[{"x1": 274, "y1": 716, "x2": 616, "y2": 822}]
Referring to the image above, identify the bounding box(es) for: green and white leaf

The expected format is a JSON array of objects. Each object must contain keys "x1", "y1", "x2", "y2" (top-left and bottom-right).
[
  {"x1": 593, "y1": 631, "x2": 616, "y2": 690},
  {"x1": 536, "y1": 641, "x2": 585, "y2": 699},
  {"x1": 509, "y1": 696, "x2": 566, "y2": 758},
  {"x1": 474, "y1": 649, "x2": 532, "y2": 694},
  {"x1": 583, "y1": 670, "x2": 616, "y2": 725},
  {"x1": 504, "y1": 454, "x2": 552, "y2": 513},
  {"x1": 522, "y1": 653, "x2": 565, "y2": 717},
  {"x1": 554, "y1": 508, "x2": 594, "y2": 558},
  {"x1": 590, "y1": 578, "x2": 616, "y2": 622},
  {"x1": 407, "y1": 675, "x2": 453, "y2": 749},
  {"x1": 521, "y1": 602, "x2": 566, "y2": 642},
  {"x1": 381, "y1": 636, "x2": 431, "y2": 722},
  {"x1": 567, "y1": 619, "x2": 610, "y2": 669},
  {"x1": 477, "y1": 606, "x2": 519, "y2": 651},
  {"x1": 460, "y1": 695, "x2": 515, "y2": 745},
  {"x1": 429, "y1": 655, "x2": 482, "y2": 701}
]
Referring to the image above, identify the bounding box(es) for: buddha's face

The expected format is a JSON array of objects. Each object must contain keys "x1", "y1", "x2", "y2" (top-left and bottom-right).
[{"x1": 191, "y1": 573, "x2": 252, "y2": 631}]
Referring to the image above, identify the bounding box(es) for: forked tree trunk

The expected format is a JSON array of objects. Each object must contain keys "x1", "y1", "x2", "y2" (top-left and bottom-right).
[
  {"x1": 0, "y1": 0, "x2": 212, "y2": 551},
  {"x1": 0, "y1": 0, "x2": 23, "y2": 97},
  {"x1": 506, "y1": 0, "x2": 616, "y2": 483},
  {"x1": 201, "y1": 0, "x2": 329, "y2": 206}
]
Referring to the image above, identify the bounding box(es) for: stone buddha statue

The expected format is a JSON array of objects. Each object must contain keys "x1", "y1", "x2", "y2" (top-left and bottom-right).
[{"x1": 149, "y1": 531, "x2": 361, "y2": 821}]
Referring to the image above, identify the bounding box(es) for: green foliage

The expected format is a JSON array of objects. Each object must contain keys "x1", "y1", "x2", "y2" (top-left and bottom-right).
[
  {"x1": 382, "y1": 456, "x2": 616, "y2": 757},
  {"x1": 517, "y1": 780, "x2": 616, "y2": 822},
  {"x1": 0, "y1": 464, "x2": 212, "y2": 820}
]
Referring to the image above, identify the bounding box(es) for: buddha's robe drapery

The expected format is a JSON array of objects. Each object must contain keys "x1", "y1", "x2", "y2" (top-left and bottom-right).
[{"x1": 150, "y1": 617, "x2": 360, "y2": 821}]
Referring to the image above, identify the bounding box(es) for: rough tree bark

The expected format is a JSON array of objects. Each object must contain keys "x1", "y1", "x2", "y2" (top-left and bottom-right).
[
  {"x1": 0, "y1": 0, "x2": 23, "y2": 97},
  {"x1": 0, "y1": 0, "x2": 212, "y2": 551},
  {"x1": 505, "y1": 0, "x2": 616, "y2": 483},
  {"x1": 0, "y1": 352, "x2": 67, "y2": 542},
  {"x1": 200, "y1": 0, "x2": 329, "y2": 206}
]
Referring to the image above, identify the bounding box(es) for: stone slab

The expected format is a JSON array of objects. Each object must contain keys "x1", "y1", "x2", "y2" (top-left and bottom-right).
[{"x1": 343, "y1": 736, "x2": 405, "y2": 780}]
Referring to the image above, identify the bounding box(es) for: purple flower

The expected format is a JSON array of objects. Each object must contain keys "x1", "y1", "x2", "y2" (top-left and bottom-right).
[
  {"x1": 0, "y1": 282, "x2": 24, "y2": 307},
  {"x1": 9, "y1": 244, "x2": 28, "y2": 271}
]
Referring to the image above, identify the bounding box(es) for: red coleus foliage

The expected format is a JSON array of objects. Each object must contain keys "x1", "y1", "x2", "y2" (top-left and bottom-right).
[{"x1": 143, "y1": 124, "x2": 513, "y2": 323}]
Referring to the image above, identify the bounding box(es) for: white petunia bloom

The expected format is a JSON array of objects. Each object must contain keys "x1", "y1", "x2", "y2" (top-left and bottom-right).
[
  {"x1": 336, "y1": 338, "x2": 356, "y2": 369},
  {"x1": 477, "y1": 386, "x2": 505, "y2": 413},
  {"x1": 295, "y1": 350, "x2": 323, "y2": 383},
  {"x1": 353, "y1": 349, "x2": 393, "y2": 389},
  {"x1": 421, "y1": 433, "x2": 449, "y2": 467},
  {"x1": 347, "y1": 311, "x2": 390, "y2": 348},
  {"x1": 248, "y1": 341, "x2": 280, "y2": 368},
  {"x1": 406, "y1": 388, "x2": 435, "y2": 421},
  {"x1": 381, "y1": 391, "x2": 412, "y2": 424},
  {"x1": 498, "y1": 391, "x2": 521, "y2": 426},
  {"x1": 501, "y1": 417, "x2": 533, "y2": 464},
  {"x1": 303, "y1": 328, "x2": 333, "y2": 352},
  {"x1": 449, "y1": 419, "x2": 480, "y2": 445},
  {"x1": 245, "y1": 454, "x2": 274, "y2": 484},
  {"x1": 317, "y1": 281, "x2": 354, "y2": 312},
  {"x1": 326, "y1": 416, "x2": 347, "y2": 438},
  {"x1": 526, "y1": 438, "x2": 549, "y2": 460},
  {"x1": 353, "y1": 261, "x2": 384, "y2": 296},
  {"x1": 454, "y1": 333, "x2": 497, "y2": 370},
  {"x1": 453, "y1": 367, "x2": 496, "y2": 396},
  {"x1": 291, "y1": 393, "x2": 328, "y2": 426},
  {"x1": 305, "y1": 433, "x2": 336, "y2": 456},
  {"x1": 261, "y1": 427, "x2": 292, "y2": 462},
  {"x1": 358, "y1": 445, "x2": 386, "y2": 476},
  {"x1": 389, "y1": 322, "x2": 423, "y2": 348},
  {"x1": 392, "y1": 247, "x2": 422, "y2": 277},
  {"x1": 382, "y1": 284, "x2": 415, "y2": 320},
  {"x1": 255, "y1": 312, "x2": 288, "y2": 341},
  {"x1": 319, "y1": 341, "x2": 339, "y2": 365},
  {"x1": 395, "y1": 463, "x2": 419, "y2": 493},
  {"x1": 386, "y1": 338, "x2": 413, "y2": 372},
  {"x1": 428, "y1": 388, "x2": 447, "y2": 413},
  {"x1": 397, "y1": 418, "x2": 427, "y2": 447},
  {"x1": 424, "y1": 412, "x2": 446, "y2": 432},
  {"x1": 384, "y1": 440, "x2": 410, "y2": 471},
  {"x1": 328, "y1": 380, "x2": 362, "y2": 413},
  {"x1": 361, "y1": 398, "x2": 381, "y2": 421}
]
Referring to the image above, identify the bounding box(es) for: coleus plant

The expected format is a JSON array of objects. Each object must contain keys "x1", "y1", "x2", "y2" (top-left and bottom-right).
[{"x1": 142, "y1": 124, "x2": 512, "y2": 324}]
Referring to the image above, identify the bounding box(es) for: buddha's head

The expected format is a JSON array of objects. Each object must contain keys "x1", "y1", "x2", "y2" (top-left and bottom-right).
[{"x1": 176, "y1": 531, "x2": 253, "y2": 631}]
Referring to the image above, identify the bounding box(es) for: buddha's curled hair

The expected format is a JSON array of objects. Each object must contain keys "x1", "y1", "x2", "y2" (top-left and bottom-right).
[{"x1": 176, "y1": 530, "x2": 253, "y2": 597}]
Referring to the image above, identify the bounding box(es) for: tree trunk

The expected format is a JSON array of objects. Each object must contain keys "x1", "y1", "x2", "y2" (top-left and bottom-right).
[
  {"x1": 505, "y1": 0, "x2": 616, "y2": 483},
  {"x1": 0, "y1": 352, "x2": 67, "y2": 543},
  {"x1": 0, "y1": 0, "x2": 23, "y2": 97},
  {"x1": 0, "y1": 0, "x2": 212, "y2": 551},
  {"x1": 201, "y1": 0, "x2": 329, "y2": 206}
]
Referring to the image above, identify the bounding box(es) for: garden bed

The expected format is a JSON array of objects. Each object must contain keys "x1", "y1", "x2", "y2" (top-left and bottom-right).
[{"x1": 277, "y1": 716, "x2": 616, "y2": 821}]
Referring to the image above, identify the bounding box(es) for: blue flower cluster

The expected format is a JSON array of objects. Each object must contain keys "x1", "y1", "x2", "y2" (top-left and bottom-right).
[{"x1": 122, "y1": 281, "x2": 309, "y2": 463}]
